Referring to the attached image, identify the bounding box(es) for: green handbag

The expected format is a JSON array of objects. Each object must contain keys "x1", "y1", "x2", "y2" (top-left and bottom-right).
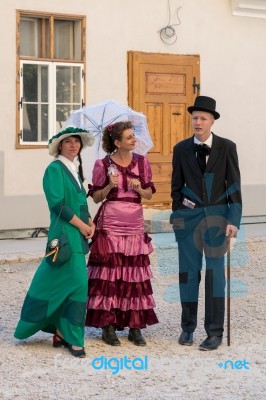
[
  {"x1": 45, "y1": 205, "x2": 71, "y2": 266},
  {"x1": 45, "y1": 232, "x2": 71, "y2": 266}
]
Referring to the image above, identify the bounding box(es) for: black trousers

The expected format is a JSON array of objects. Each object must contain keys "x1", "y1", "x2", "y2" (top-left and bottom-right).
[{"x1": 177, "y1": 218, "x2": 227, "y2": 337}]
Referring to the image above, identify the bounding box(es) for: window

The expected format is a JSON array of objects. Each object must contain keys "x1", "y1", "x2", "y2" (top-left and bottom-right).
[{"x1": 16, "y1": 11, "x2": 86, "y2": 148}]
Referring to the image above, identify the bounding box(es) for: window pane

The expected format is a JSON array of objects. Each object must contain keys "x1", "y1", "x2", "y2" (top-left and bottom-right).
[
  {"x1": 54, "y1": 20, "x2": 82, "y2": 60},
  {"x1": 22, "y1": 104, "x2": 49, "y2": 142},
  {"x1": 22, "y1": 64, "x2": 49, "y2": 142},
  {"x1": 23, "y1": 64, "x2": 48, "y2": 102},
  {"x1": 20, "y1": 16, "x2": 50, "y2": 58},
  {"x1": 22, "y1": 104, "x2": 38, "y2": 141},
  {"x1": 41, "y1": 105, "x2": 49, "y2": 141},
  {"x1": 41, "y1": 67, "x2": 48, "y2": 102},
  {"x1": 56, "y1": 66, "x2": 81, "y2": 103}
]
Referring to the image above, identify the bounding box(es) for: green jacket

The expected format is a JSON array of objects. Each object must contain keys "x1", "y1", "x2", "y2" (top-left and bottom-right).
[{"x1": 43, "y1": 160, "x2": 90, "y2": 254}]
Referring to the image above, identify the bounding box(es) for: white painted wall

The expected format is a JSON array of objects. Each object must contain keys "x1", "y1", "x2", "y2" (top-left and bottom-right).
[{"x1": 0, "y1": 0, "x2": 265, "y2": 233}]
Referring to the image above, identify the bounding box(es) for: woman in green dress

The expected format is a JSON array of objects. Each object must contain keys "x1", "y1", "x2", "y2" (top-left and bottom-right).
[{"x1": 14, "y1": 127, "x2": 95, "y2": 358}]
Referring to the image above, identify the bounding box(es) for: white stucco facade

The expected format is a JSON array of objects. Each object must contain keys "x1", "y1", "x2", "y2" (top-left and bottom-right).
[{"x1": 0, "y1": 0, "x2": 265, "y2": 234}]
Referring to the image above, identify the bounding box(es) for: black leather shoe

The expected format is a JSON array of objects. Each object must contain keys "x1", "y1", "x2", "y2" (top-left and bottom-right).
[
  {"x1": 68, "y1": 346, "x2": 86, "y2": 358},
  {"x1": 178, "y1": 331, "x2": 193, "y2": 346},
  {"x1": 128, "y1": 328, "x2": 147, "y2": 346},
  {"x1": 199, "y1": 336, "x2": 222, "y2": 351},
  {"x1": 102, "y1": 325, "x2": 121, "y2": 346}
]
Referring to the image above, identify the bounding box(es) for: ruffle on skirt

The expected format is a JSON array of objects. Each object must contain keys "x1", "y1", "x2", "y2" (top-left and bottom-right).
[
  {"x1": 90, "y1": 232, "x2": 153, "y2": 260},
  {"x1": 88, "y1": 265, "x2": 153, "y2": 282},
  {"x1": 86, "y1": 308, "x2": 158, "y2": 329},
  {"x1": 87, "y1": 294, "x2": 156, "y2": 311},
  {"x1": 89, "y1": 279, "x2": 153, "y2": 298},
  {"x1": 86, "y1": 225, "x2": 158, "y2": 328},
  {"x1": 89, "y1": 253, "x2": 151, "y2": 268}
]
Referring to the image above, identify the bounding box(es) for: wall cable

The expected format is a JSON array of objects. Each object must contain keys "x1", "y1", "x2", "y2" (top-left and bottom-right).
[{"x1": 159, "y1": 1, "x2": 182, "y2": 45}]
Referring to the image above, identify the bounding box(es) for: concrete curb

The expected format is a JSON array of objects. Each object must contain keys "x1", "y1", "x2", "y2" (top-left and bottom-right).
[
  {"x1": 0, "y1": 255, "x2": 43, "y2": 265},
  {"x1": 0, "y1": 228, "x2": 265, "y2": 265}
]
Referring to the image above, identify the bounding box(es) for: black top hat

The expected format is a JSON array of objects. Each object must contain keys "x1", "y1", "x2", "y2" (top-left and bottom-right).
[{"x1": 187, "y1": 96, "x2": 220, "y2": 120}]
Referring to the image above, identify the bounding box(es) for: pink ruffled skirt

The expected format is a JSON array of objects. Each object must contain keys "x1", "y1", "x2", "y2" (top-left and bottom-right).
[{"x1": 86, "y1": 201, "x2": 159, "y2": 329}]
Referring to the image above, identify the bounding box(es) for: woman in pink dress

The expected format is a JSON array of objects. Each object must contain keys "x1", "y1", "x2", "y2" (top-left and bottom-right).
[{"x1": 86, "y1": 121, "x2": 158, "y2": 346}]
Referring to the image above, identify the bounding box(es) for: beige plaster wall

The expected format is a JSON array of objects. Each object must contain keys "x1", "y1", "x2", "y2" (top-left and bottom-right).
[{"x1": 0, "y1": 0, "x2": 265, "y2": 232}]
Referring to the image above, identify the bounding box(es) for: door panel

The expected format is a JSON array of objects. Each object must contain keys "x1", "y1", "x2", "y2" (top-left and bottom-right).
[
  {"x1": 145, "y1": 103, "x2": 163, "y2": 153},
  {"x1": 128, "y1": 52, "x2": 200, "y2": 208}
]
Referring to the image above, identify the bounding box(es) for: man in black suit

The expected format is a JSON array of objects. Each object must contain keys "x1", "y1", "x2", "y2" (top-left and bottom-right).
[{"x1": 170, "y1": 96, "x2": 242, "y2": 350}]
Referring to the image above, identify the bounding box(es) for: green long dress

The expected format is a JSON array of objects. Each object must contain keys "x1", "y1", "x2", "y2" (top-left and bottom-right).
[{"x1": 14, "y1": 160, "x2": 90, "y2": 347}]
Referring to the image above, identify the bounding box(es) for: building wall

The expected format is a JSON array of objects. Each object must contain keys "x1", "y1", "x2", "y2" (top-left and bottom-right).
[{"x1": 0, "y1": 0, "x2": 265, "y2": 233}]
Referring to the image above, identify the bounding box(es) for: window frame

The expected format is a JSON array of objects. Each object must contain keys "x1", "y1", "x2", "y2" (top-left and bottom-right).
[{"x1": 16, "y1": 10, "x2": 86, "y2": 149}]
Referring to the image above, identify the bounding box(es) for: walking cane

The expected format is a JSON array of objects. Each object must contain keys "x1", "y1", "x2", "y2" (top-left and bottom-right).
[{"x1": 227, "y1": 237, "x2": 231, "y2": 346}]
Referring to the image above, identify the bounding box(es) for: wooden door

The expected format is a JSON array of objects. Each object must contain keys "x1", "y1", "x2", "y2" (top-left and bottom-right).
[{"x1": 128, "y1": 51, "x2": 200, "y2": 208}]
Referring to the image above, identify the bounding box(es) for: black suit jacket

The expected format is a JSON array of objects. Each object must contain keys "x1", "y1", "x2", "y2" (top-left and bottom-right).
[{"x1": 171, "y1": 133, "x2": 242, "y2": 232}]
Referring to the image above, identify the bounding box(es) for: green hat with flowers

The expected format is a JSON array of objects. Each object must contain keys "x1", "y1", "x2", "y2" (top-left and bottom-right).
[{"x1": 48, "y1": 126, "x2": 95, "y2": 156}]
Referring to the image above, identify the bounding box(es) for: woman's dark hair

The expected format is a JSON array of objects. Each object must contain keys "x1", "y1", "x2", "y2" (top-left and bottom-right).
[
  {"x1": 75, "y1": 136, "x2": 85, "y2": 182},
  {"x1": 102, "y1": 121, "x2": 133, "y2": 154},
  {"x1": 59, "y1": 135, "x2": 85, "y2": 181}
]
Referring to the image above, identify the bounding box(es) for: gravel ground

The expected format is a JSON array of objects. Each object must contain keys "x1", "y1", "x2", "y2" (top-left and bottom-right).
[{"x1": 0, "y1": 237, "x2": 265, "y2": 400}]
